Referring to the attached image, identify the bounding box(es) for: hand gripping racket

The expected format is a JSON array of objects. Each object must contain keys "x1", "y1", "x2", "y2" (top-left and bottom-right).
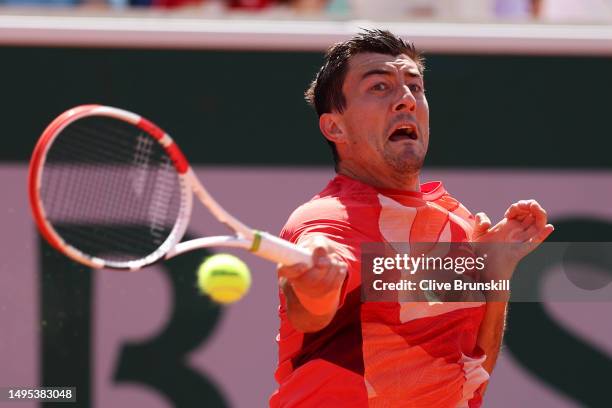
[{"x1": 28, "y1": 105, "x2": 312, "y2": 270}]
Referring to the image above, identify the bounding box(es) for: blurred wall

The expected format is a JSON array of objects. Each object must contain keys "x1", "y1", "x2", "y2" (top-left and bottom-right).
[{"x1": 1, "y1": 47, "x2": 612, "y2": 168}]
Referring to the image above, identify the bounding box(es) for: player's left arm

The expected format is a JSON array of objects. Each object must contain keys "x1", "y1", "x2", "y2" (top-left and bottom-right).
[{"x1": 472, "y1": 200, "x2": 554, "y2": 377}]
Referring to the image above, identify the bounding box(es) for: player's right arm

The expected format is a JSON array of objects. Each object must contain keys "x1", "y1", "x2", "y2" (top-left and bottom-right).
[{"x1": 278, "y1": 235, "x2": 348, "y2": 333}]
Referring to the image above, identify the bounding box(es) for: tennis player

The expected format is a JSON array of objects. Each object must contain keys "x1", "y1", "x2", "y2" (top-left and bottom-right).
[{"x1": 270, "y1": 29, "x2": 553, "y2": 407}]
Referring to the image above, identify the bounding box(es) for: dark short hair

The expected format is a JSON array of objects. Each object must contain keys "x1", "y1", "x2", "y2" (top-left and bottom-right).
[{"x1": 305, "y1": 29, "x2": 425, "y2": 168}]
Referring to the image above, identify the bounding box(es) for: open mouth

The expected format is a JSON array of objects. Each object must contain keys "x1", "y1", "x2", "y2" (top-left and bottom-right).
[{"x1": 389, "y1": 125, "x2": 418, "y2": 142}]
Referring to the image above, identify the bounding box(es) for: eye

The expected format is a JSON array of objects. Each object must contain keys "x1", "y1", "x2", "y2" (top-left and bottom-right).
[
  {"x1": 409, "y1": 83, "x2": 424, "y2": 93},
  {"x1": 371, "y1": 82, "x2": 389, "y2": 92}
]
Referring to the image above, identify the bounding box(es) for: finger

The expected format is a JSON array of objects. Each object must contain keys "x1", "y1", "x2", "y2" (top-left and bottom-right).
[
  {"x1": 293, "y1": 257, "x2": 346, "y2": 295},
  {"x1": 331, "y1": 259, "x2": 348, "y2": 287},
  {"x1": 515, "y1": 225, "x2": 538, "y2": 242},
  {"x1": 476, "y1": 212, "x2": 492, "y2": 226},
  {"x1": 298, "y1": 234, "x2": 330, "y2": 254},
  {"x1": 278, "y1": 262, "x2": 309, "y2": 280},
  {"x1": 504, "y1": 204, "x2": 519, "y2": 219},
  {"x1": 309, "y1": 234, "x2": 331, "y2": 250},
  {"x1": 505, "y1": 204, "x2": 528, "y2": 219},
  {"x1": 511, "y1": 224, "x2": 554, "y2": 259},
  {"x1": 505, "y1": 200, "x2": 536, "y2": 219},
  {"x1": 517, "y1": 222, "x2": 554, "y2": 243},
  {"x1": 525, "y1": 224, "x2": 555, "y2": 249},
  {"x1": 473, "y1": 212, "x2": 492, "y2": 239},
  {"x1": 529, "y1": 201, "x2": 548, "y2": 230},
  {"x1": 290, "y1": 246, "x2": 332, "y2": 287},
  {"x1": 312, "y1": 245, "x2": 331, "y2": 268},
  {"x1": 312, "y1": 259, "x2": 347, "y2": 293},
  {"x1": 519, "y1": 199, "x2": 537, "y2": 208},
  {"x1": 514, "y1": 214, "x2": 528, "y2": 222},
  {"x1": 521, "y1": 214, "x2": 535, "y2": 229}
]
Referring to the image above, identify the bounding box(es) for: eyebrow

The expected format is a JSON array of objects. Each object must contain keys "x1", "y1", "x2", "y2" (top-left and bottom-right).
[{"x1": 360, "y1": 68, "x2": 422, "y2": 81}]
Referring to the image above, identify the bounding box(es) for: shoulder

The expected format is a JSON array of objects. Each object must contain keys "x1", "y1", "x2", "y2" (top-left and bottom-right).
[
  {"x1": 280, "y1": 196, "x2": 350, "y2": 243},
  {"x1": 280, "y1": 177, "x2": 381, "y2": 245}
]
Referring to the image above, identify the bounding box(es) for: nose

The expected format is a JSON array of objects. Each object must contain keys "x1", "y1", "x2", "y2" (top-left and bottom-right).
[{"x1": 393, "y1": 86, "x2": 416, "y2": 112}]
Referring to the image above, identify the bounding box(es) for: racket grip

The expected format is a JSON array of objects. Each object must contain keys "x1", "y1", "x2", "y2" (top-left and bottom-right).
[{"x1": 252, "y1": 231, "x2": 313, "y2": 267}]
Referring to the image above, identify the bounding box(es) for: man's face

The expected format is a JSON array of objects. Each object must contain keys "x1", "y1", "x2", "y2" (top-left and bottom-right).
[{"x1": 334, "y1": 52, "x2": 429, "y2": 183}]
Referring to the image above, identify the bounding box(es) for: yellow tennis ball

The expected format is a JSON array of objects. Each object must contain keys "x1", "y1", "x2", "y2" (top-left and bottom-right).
[{"x1": 197, "y1": 254, "x2": 251, "y2": 304}]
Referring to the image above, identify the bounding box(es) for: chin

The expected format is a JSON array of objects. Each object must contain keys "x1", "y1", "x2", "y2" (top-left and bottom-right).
[
  {"x1": 390, "y1": 158, "x2": 424, "y2": 174},
  {"x1": 386, "y1": 150, "x2": 424, "y2": 171}
]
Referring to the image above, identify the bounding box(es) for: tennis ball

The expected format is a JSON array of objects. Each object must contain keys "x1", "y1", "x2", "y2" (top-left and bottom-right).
[{"x1": 197, "y1": 254, "x2": 251, "y2": 304}]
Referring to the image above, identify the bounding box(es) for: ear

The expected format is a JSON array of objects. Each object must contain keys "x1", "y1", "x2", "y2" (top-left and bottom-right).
[{"x1": 319, "y1": 113, "x2": 347, "y2": 145}]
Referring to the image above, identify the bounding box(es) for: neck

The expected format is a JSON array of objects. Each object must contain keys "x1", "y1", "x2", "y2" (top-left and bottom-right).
[{"x1": 337, "y1": 161, "x2": 420, "y2": 191}]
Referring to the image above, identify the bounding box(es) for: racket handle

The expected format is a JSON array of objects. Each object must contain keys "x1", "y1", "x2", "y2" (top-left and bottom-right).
[{"x1": 252, "y1": 231, "x2": 312, "y2": 267}]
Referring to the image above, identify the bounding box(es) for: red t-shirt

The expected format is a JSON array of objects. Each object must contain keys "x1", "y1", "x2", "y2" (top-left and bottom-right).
[{"x1": 270, "y1": 175, "x2": 489, "y2": 408}]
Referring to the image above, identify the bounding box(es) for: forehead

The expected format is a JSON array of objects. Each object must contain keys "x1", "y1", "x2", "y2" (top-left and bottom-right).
[{"x1": 346, "y1": 53, "x2": 420, "y2": 78}]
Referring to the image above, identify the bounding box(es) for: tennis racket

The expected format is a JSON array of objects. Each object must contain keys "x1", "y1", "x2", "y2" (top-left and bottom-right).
[{"x1": 28, "y1": 105, "x2": 312, "y2": 270}]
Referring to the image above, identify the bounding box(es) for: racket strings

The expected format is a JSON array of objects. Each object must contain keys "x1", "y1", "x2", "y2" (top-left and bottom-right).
[
  {"x1": 43, "y1": 122, "x2": 143, "y2": 222},
  {"x1": 47, "y1": 143, "x2": 178, "y2": 259},
  {"x1": 40, "y1": 116, "x2": 183, "y2": 264}
]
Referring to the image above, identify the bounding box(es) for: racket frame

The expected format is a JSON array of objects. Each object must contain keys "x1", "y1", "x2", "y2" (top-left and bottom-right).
[{"x1": 29, "y1": 105, "x2": 311, "y2": 270}]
